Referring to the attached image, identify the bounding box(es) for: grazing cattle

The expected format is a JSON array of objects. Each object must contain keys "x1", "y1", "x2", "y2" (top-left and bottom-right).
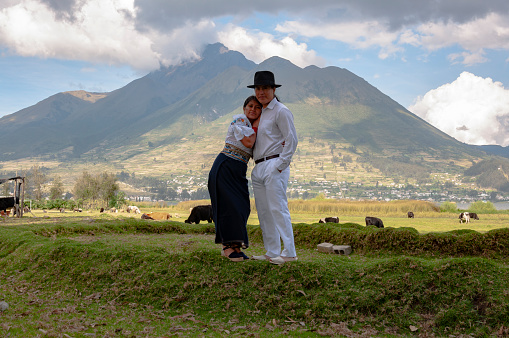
[
  {"x1": 365, "y1": 216, "x2": 384, "y2": 228},
  {"x1": 407, "y1": 211, "x2": 414, "y2": 218},
  {"x1": 141, "y1": 213, "x2": 154, "y2": 220},
  {"x1": 468, "y1": 212, "x2": 480, "y2": 220},
  {"x1": 59, "y1": 208, "x2": 65, "y2": 213},
  {"x1": 185, "y1": 205, "x2": 213, "y2": 224},
  {"x1": 0, "y1": 197, "x2": 15, "y2": 213},
  {"x1": 73, "y1": 208, "x2": 82, "y2": 212},
  {"x1": 143, "y1": 212, "x2": 172, "y2": 220},
  {"x1": 99, "y1": 207, "x2": 105, "y2": 213},
  {"x1": 459, "y1": 212, "x2": 470, "y2": 223},
  {"x1": 318, "y1": 216, "x2": 339, "y2": 223},
  {"x1": 127, "y1": 206, "x2": 141, "y2": 214}
]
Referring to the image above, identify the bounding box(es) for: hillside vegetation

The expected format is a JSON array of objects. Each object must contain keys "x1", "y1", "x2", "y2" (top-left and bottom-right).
[{"x1": 1, "y1": 214, "x2": 509, "y2": 337}]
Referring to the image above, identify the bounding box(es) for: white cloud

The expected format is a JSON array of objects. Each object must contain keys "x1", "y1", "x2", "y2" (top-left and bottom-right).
[
  {"x1": 276, "y1": 20, "x2": 403, "y2": 60},
  {"x1": 149, "y1": 19, "x2": 218, "y2": 67},
  {"x1": 416, "y1": 13, "x2": 509, "y2": 64},
  {"x1": 448, "y1": 50, "x2": 487, "y2": 66},
  {"x1": 218, "y1": 24, "x2": 325, "y2": 67},
  {"x1": 409, "y1": 72, "x2": 509, "y2": 146},
  {"x1": 0, "y1": 0, "x2": 161, "y2": 70},
  {"x1": 1, "y1": 0, "x2": 509, "y2": 71},
  {"x1": 274, "y1": 11, "x2": 509, "y2": 65}
]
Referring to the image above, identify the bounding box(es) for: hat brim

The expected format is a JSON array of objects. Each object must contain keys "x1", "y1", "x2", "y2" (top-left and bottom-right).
[{"x1": 247, "y1": 84, "x2": 282, "y2": 88}]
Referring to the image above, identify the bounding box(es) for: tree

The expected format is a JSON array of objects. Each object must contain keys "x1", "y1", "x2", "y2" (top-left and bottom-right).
[
  {"x1": 49, "y1": 176, "x2": 64, "y2": 200},
  {"x1": 30, "y1": 164, "x2": 47, "y2": 200},
  {"x1": 99, "y1": 172, "x2": 119, "y2": 204},
  {"x1": 109, "y1": 191, "x2": 126, "y2": 209},
  {"x1": 180, "y1": 190, "x2": 191, "y2": 200},
  {"x1": 73, "y1": 171, "x2": 99, "y2": 201},
  {"x1": 73, "y1": 171, "x2": 120, "y2": 207},
  {"x1": 1, "y1": 181, "x2": 11, "y2": 196}
]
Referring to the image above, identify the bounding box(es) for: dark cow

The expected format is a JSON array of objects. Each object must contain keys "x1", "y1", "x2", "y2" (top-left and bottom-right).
[
  {"x1": 141, "y1": 213, "x2": 155, "y2": 220},
  {"x1": 185, "y1": 205, "x2": 213, "y2": 224},
  {"x1": 318, "y1": 216, "x2": 339, "y2": 223},
  {"x1": 468, "y1": 212, "x2": 479, "y2": 220},
  {"x1": 0, "y1": 197, "x2": 16, "y2": 213},
  {"x1": 407, "y1": 211, "x2": 414, "y2": 218},
  {"x1": 365, "y1": 216, "x2": 384, "y2": 228}
]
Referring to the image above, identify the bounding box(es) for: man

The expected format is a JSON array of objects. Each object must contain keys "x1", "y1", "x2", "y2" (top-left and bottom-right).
[{"x1": 248, "y1": 71, "x2": 298, "y2": 265}]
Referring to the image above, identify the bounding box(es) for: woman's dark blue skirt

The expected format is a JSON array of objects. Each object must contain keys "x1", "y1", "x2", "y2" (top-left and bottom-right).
[{"x1": 208, "y1": 153, "x2": 250, "y2": 248}]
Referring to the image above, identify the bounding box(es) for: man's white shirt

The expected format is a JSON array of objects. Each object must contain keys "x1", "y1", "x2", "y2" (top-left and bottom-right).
[{"x1": 253, "y1": 98, "x2": 298, "y2": 171}]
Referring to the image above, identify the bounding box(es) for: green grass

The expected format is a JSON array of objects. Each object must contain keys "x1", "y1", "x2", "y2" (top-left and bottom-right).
[{"x1": 2, "y1": 214, "x2": 509, "y2": 337}]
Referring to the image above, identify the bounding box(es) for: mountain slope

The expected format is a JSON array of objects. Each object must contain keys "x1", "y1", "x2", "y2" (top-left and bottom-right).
[
  {"x1": 0, "y1": 43, "x2": 498, "y2": 191},
  {"x1": 0, "y1": 44, "x2": 256, "y2": 160}
]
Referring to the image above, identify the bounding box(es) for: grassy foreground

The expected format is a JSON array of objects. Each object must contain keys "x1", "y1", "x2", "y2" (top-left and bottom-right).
[{"x1": 1, "y1": 214, "x2": 509, "y2": 337}]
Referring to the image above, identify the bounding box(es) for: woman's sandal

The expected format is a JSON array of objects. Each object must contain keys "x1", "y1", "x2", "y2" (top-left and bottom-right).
[
  {"x1": 239, "y1": 251, "x2": 250, "y2": 260},
  {"x1": 222, "y1": 244, "x2": 248, "y2": 262}
]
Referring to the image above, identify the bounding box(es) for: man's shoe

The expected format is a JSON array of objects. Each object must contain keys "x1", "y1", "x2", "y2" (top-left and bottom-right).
[
  {"x1": 282, "y1": 256, "x2": 298, "y2": 262},
  {"x1": 252, "y1": 254, "x2": 270, "y2": 261},
  {"x1": 269, "y1": 256, "x2": 285, "y2": 265}
]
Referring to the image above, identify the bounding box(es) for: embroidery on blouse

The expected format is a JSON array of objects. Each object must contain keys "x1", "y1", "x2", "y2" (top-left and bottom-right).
[{"x1": 221, "y1": 144, "x2": 251, "y2": 164}]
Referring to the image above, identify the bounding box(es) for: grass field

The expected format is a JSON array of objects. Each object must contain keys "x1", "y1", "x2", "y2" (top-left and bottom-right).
[
  {"x1": 1, "y1": 203, "x2": 509, "y2": 337},
  {"x1": 18, "y1": 203, "x2": 509, "y2": 234}
]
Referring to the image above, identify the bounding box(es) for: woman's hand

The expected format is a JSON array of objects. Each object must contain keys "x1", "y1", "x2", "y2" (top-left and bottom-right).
[{"x1": 241, "y1": 134, "x2": 256, "y2": 148}]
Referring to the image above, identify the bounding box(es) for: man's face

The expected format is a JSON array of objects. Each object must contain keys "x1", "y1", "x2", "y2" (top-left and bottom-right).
[{"x1": 254, "y1": 85, "x2": 275, "y2": 107}]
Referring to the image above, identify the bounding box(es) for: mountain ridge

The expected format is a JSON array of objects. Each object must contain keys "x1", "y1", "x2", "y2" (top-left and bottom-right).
[{"x1": 1, "y1": 42, "x2": 507, "y2": 194}]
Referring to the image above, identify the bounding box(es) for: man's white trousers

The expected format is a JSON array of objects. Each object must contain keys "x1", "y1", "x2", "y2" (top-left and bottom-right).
[{"x1": 251, "y1": 159, "x2": 296, "y2": 258}]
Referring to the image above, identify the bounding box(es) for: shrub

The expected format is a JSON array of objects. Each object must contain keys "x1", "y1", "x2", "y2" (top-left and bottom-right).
[
  {"x1": 468, "y1": 200, "x2": 497, "y2": 214},
  {"x1": 440, "y1": 201, "x2": 457, "y2": 213}
]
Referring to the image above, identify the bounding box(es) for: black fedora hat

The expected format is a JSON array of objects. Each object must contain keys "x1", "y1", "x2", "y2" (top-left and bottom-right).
[{"x1": 247, "y1": 71, "x2": 281, "y2": 88}]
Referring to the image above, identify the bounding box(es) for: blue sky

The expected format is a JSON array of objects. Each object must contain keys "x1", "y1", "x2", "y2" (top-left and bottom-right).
[{"x1": 1, "y1": 0, "x2": 509, "y2": 146}]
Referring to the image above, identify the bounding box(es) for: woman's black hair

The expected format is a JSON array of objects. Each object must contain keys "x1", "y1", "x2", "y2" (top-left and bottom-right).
[{"x1": 243, "y1": 95, "x2": 261, "y2": 108}]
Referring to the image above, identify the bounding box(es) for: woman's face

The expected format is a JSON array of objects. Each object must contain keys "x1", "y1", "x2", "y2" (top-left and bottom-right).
[
  {"x1": 244, "y1": 99, "x2": 262, "y2": 122},
  {"x1": 254, "y1": 85, "x2": 275, "y2": 107}
]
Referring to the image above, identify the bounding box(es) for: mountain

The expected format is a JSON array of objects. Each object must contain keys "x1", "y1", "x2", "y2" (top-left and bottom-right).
[
  {"x1": 0, "y1": 43, "x2": 255, "y2": 159},
  {"x1": 475, "y1": 145, "x2": 509, "y2": 159},
  {"x1": 0, "y1": 43, "x2": 504, "y2": 193}
]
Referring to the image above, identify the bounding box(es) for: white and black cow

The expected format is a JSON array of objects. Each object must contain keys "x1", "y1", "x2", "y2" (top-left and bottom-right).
[
  {"x1": 459, "y1": 212, "x2": 470, "y2": 223},
  {"x1": 126, "y1": 205, "x2": 141, "y2": 214},
  {"x1": 185, "y1": 205, "x2": 213, "y2": 224},
  {"x1": 318, "y1": 216, "x2": 339, "y2": 223},
  {"x1": 365, "y1": 216, "x2": 384, "y2": 228}
]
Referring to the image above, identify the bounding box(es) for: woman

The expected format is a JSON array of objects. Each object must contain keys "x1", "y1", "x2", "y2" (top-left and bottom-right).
[{"x1": 208, "y1": 96, "x2": 262, "y2": 262}]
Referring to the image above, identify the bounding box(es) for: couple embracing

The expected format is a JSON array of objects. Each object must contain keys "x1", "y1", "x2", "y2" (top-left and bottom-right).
[{"x1": 207, "y1": 71, "x2": 298, "y2": 265}]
